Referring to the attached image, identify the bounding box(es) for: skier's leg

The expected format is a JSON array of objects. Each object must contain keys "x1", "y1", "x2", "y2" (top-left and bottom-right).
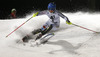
[
  {"x1": 32, "y1": 29, "x2": 41, "y2": 35},
  {"x1": 22, "y1": 28, "x2": 42, "y2": 42},
  {"x1": 41, "y1": 22, "x2": 60, "y2": 44},
  {"x1": 35, "y1": 24, "x2": 53, "y2": 41},
  {"x1": 22, "y1": 27, "x2": 46, "y2": 42},
  {"x1": 41, "y1": 33, "x2": 55, "y2": 44}
]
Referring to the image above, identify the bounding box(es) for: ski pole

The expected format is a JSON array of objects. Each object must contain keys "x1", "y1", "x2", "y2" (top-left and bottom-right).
[
  {"x1": 6, "y1": 12, "x2": 39, "y2": 38},
  {"x1": 72, "y1": 23, "x2": 98, "y2": 33}
]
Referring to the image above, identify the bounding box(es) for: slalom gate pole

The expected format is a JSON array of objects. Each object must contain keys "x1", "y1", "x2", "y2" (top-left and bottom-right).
[
  {"x1": 72, "y1": 23, "x2": 98, "y2": 33},
  {"x1": 6, "y1": 16, "x2": 33, "y2": 38}
]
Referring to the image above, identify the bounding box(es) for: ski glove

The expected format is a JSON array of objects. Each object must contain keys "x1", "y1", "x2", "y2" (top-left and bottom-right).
[
  {"x1": 66, "y1": 21, "x2": 72, "y2": 25},
  {"x1": 32, "y1": 12, "x2": 39, "y2": 17}
]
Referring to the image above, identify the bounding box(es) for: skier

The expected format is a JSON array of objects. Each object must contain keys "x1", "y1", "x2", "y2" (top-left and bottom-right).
[
  {"x1": 10, "y1": 8, "x2": 16, "y2": 18},
  {"x1": 22, "y1": 2, "x2": 72, "y2": 43}
]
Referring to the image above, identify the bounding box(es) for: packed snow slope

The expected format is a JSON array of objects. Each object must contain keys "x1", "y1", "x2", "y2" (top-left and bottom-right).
[{"x1": 0, "y1": 12, "x2": 100, "y2": 57}]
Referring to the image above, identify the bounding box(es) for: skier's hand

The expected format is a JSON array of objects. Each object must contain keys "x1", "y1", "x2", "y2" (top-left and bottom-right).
[
  {"x1": 66, "y1": 21, "x2": 72, "y2": 25},
  {"x1": 33, "y1": 12, "x2": 39, "y2": 17}
]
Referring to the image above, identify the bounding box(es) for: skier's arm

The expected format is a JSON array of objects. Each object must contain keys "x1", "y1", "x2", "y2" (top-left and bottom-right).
[
  {"x1": 57, "y1": 11, "x2": 72, "y2": 25},
  {"x1": 37, "y1": 10, "x2": 47, "y2": 16},
  {"x1": 32, "y1": 10, "x2": 47, "y2": 17}
]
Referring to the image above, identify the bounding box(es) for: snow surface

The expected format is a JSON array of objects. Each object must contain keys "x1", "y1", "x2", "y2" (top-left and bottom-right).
[{"x1": 0, "y1": 12, "x2": 100, "y2": 57}]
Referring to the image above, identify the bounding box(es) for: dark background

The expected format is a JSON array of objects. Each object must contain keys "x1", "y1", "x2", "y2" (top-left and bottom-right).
[{"x1": 0, "y1": 0, "x2": 100, "y2": 19}]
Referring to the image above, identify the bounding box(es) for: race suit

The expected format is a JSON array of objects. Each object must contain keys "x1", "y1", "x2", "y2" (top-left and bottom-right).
[{"x1": 36, "y1": 10, "x2": 70, "y2": 35}]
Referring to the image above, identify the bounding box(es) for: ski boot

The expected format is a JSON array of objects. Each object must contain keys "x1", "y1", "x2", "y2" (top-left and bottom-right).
[
  {"x1": 22, "y1": 35, "x2": 32, "y2": 42},
  {"x1": 35, "y1": 34, "x2": 43, "y2": 41}
]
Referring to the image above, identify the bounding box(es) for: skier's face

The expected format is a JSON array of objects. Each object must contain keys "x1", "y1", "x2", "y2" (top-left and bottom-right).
[
  {"x1": 12, "y1": 11, "x2": 16, "y2": 14},
  {"x1": 49, "y1": 10, "x2": 54, "y2": 13},
  {"x1": 13, "y1": 11, "x2": 16, "y2": 14}
]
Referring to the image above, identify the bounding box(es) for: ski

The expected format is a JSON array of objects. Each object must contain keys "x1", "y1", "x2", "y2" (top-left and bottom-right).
[{"x1": 30, "y1": 33, "x2": 54, "y2": 47}]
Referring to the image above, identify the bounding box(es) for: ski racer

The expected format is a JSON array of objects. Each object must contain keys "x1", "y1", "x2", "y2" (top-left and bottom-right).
[{"x1": 22, "y1": 2, "x2": 72, "y2": 43}]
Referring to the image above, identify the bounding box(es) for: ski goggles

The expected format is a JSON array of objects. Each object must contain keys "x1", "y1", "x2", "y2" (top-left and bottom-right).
[{"x1": 48, "y1": 8, "x2": 55, "y2": 11}]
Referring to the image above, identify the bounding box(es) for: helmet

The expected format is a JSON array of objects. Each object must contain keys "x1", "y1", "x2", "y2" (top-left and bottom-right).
[
  {"x1": 48, "y1": 2, "x2": 56, "y2": 11},
  {"x1": 11, "y1": 8, "x2": 16, "y2": 13}
]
